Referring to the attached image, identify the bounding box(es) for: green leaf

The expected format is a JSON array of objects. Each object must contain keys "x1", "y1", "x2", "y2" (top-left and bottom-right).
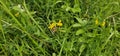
[
  {"x1": 75, "y1": 17, "x2": 88, "y2": 26},
  {"x1": 66, "y1": 6, "x2": 71, "y2": 11},
  {"x1": 29, "y1": 11, "x2": 36, "y2": 15},
  {"x1": 76, "y1": 29, "x2": 85, "y2": 35},
  {"x1": 71, "y1": 8, "x2": 81, "y2": 13},
  {"x1": 12, "y1": 4, "x2": 25, "y2": 12},
  {"x1": 81, "y1": 20, "x2": 88, "y2": 26},
  {"x1": 79, "y1": 44, "x2": 86, "y2": 56},
  {"x1": 72, "y1": 23, "x2": 81, "y2": 27},
  {"x1": 111, "y1": 2, "x2": 119, "y2": 6},
  {"x1": 61, "y1": 4, "x2": 71, "y2": 11},
  {"x1": 75, "y1": 17, "x2": 82, "y2": 23},
  {"x1": 87, "y1": 33, "x2": 95, "y2": 37},
  {"x1": 71, "y1": 3, "x2": 81, "y2": 13},
  {"x1": 52, "y1": 53, "x2": 56, "y2": 56},
  {"x1": 78, "y1": 37, "x2": 85, "y2": 42}
]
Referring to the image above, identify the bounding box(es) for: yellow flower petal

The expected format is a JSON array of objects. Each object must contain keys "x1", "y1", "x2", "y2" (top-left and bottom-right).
[
  {"x1": 15, "y1": 12, "x2": 19, "y2": 17},
  {"x1": 101, "y1": 21, "x2": 105, "y2": 27},
  {"x1": 58, "y1": 20, "x2": 61, "y2": 23},
  {"x1": 57, "y1": 23, "x2": 62, "y2": 27},
  {"x1": 57, "y1": 20, "x2": 62, "y2": 27},
  {"x1": 48, "y1": 23, "x2": 56, "y2": 29},
  {"x1": 95, "y1": 19, "x2": 98, "y2": 25}
]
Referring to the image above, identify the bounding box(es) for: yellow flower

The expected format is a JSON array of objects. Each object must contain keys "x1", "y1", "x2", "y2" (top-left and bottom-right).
[
  {"x1": 101, "y1": 21, "x2": 105, "y2": 27},
  {"x1": 15, "y1": 12, "x2": 19, "y2": 17},
  {"x1": 57, "y1": 20, "x2": 63, "y2": 27},
  {"x1": 95, "y1": 19, "x2": 98, "y2": 25},
  {"x1": 48, "y1": 22, "x2": 56, "y2": 29}
]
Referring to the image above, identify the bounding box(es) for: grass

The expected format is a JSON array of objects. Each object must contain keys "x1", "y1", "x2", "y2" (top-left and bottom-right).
[{"x1": 0, "y1": 0, "x2": 120, "y2": 56}]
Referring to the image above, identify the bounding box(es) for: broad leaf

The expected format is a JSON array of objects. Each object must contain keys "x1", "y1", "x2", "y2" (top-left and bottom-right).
[
  {"x1": 76, "y1": 29, "x2": 85, "y2": 35},
  {"x1": 72, "y1": 23, "x2": 81, "y2": 27}
]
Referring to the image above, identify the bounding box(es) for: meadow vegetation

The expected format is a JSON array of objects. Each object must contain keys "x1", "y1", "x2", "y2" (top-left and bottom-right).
[{"x1": 0, "y1": 0, "x2": 120, "y2": 56}]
